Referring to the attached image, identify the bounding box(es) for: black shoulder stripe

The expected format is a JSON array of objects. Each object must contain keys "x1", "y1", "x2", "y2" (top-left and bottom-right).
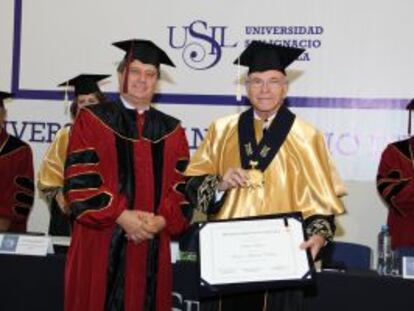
[
  {"x1": 14, "y1": 205, "x2": 31, "y2": 217},
  {"x1": 387, "y1": 170, "x2": 402, "y2": 179},
  {"x1": 384, "y1": 180, "x2": 409, "y2": 204},
  {"x1": 15, "y1": 176, "x2": 34, "y2": 192},
  {"x1": 64, "y1": 173, "x2": 103, "y2": 192},
  {"x1": 15, "y1": 192, "x2": 34, "y2": 206},
  {"x1": 71, "y1": 193, "x2": 112, "y2": 218},
  {"x1": 176, "y1": 159, "x2": 189, "y2": 173},
  {"x1": 175, "y1": 182, "x2": 186, "y2": 196},
  {"x1": 66, "y1": 149, "x2": 99, "y2": 168},
  {"x1": 376, "y1": 179, "x2": 391, "y2": 195}
]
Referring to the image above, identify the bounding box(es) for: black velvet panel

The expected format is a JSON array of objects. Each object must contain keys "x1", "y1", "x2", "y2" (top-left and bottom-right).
[
  {"x1": 71, "y1": 192, "x2": 111, "y2": 218},
  {"x1": 384, "y1": 180, "x2": 409, "y2": 204},
  {"x1": 15, "y1": 192, "x2": 34, "y2": 206},
  {"x1": 115, "y1": 135, "x2": 135, "y2": 210},
  {"x1": 105, "y1": 225, "x2": 126, "y2": 311},
  {"x1": 14, "y1": 205, "x2": 30, "y2": 217},
  {"x1": 175, "y1": 182, "x2": 186, "y2": 196},
  {"x1": 143, "y1": 140, "x2": 165, "y2": 311},
  {"x1": 65, "y1": 150, "x2": 99, "y2": 168},
  {"x1": 86, "y1": 100, "x2": 180, "y2": 141},
  {"x1": 387, "y1": 170, "x2": 402, "y2": 179},
  {"x1": 64, "y1": 173, "x2": 103, "y2": 191},
  {"x1": 0, "y1": 135, "x2": 27, "y2": 156},
  {"x1": 238, "y1": 105, "x2": 295, "y2": 171},
  {"x1": 15, "y1": 176, "x2": 34, "y2": 192},
  {"x1": 176, "y1": 159, "x2": 189, "y2": 173},
  {"x1": 376, "y1": 177, "x2": 391, "y2": 194}
]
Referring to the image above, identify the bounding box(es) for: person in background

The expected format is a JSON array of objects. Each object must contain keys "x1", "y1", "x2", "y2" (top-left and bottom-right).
[
  {"x1": 185, "y1": 41, "x2": 346, "y2": 311},
  {"x1": 38, "y1": 74, "x2": 109, "y2": 237},
  {"x1": 0, "y1": 91, "x2": 34, "y2": 232},
  {"x1": 377, "y1": 98, "x2": 414, "y2": 249},
  {"x1": 63, "y1": 39, "x2": 191, "y2": 311}
]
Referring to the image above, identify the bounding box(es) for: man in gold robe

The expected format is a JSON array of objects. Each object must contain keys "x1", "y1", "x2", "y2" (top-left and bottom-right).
[{"x1": 184, "y1": 41, "x2": 346, "y2": 311}]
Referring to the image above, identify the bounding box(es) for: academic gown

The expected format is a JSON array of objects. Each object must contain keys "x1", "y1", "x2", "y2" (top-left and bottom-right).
[
  {"x1": 38, "y1": 126, "x2": 72, "y2": 236},
  {"x1": 184, "y1": 107, "x2": 346, "y2": 311},
  {"x1": 64, "y1": 100, "x2": 191, "y2": 311},
  {"x1": 185, "y1": 107, "x2": 346, "y2": 220},
  {"x1": 0, "y1": 129, "x2": 34, "y2": 232},
  {"x1": 377, "y1": 138, "x2": 414, "y2": 249}
]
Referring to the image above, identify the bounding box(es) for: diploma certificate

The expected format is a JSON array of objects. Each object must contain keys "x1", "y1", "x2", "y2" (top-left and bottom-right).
[{"x1": 199, "y1": 215, "x2": 312, "y2": 288}]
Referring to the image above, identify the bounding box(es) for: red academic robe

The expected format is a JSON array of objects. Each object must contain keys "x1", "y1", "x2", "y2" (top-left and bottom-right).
[
  {"x1": 64, "y1": 101, "x2": 191, "y2": 311},
  {"x1": 0, "y1": 129, "x2": 34, "y2": 232},
  {"x1": 377, "y1": 138, "x2": 414, "y2": 249}
]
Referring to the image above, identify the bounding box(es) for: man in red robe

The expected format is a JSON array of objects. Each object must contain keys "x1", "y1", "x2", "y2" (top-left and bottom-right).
[
  {"x1": 0, "y1": 91, "x2": 34, "y2": 232},
  {"x1": 64, "y1": 40, "x2": 191, "y2": 311},
  {"x1": 377, "y1": 99, "x2": 414, "y2": 249}
]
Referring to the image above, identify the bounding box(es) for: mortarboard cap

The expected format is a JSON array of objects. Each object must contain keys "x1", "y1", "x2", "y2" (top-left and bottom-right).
[
  {"x1": 406, "y1": 99, "x2": 414, "y2": 135},
  {"x1": 58, "y1": 74, "x2": 110, "y2": 96},
  {"x1": 234, "y1": 41, "x2": 304, "y2": 74},
  {"x1": 113, "y1": 39, "x2": 175, "y2": 68},
  {"x1": 0, "y1": 91, "x2": 13, "y2": 108}
]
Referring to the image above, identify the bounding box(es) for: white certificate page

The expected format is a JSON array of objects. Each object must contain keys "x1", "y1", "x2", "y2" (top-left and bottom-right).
[{"x1": 199, "y1": 218, "x2": 310, "y2": 285}]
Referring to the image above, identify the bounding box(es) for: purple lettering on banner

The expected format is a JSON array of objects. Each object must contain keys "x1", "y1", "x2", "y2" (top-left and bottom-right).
[
  {"x1": 5, "y1": 120, "x2": 27, "y2": 138},
  {"x1": 185, "y1": 127, "x2": 207, "y2": 150},
  {"x1": 46, "y1": 123, "x2": 62, "y2": 143},
  {"x1": 324, "y1": 132, "x2": 334, "y2": 153},
  {"x1": 168, "y1": 20, "x2": 237, "y2": 70},
  {"x1": 4, "y1": 120, "x2": 69, "y2": 144},
  {"x1": 7, "y1": 2, "x2": 413, "y2": 109},
  {"x1": 30, "y1": 122, "x2": 46, "y2": 143},
  {"x1": 336, "y1": 133, "x2": 360, "y2": 156}
]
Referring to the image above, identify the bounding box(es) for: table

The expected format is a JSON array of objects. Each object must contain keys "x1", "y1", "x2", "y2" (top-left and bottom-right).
[{"x1": 1, "y1": 254, "x2": 414, "y2": 311}]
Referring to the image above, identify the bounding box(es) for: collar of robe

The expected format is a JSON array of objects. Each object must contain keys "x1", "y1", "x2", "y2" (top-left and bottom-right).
[
  {"x1": 238, "y1": 105, "x2": 295, "y2": 171},
  {"x1": 85, "y1": 99, "x2": 180, "y2": 142}
]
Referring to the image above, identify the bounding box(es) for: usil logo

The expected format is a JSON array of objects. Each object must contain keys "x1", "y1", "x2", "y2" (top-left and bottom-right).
[{"x1": 168, "y1": 20, "x2": 237, "y2": 70}]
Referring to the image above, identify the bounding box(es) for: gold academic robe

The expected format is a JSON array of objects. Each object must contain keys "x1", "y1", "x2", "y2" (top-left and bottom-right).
[
  {"x1": 38, "y1": 126, "x2": 72, "y2": 236},
  {"x1": 185, "y1": 111, "x2": 346, "y2": 220},
  {"x1": 38, "y1": 126, "x2": 70, "y2": 190}
]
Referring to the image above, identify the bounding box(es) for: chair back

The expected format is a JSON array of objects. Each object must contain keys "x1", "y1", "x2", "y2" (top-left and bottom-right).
[{"x1": 322, "y1": 241, "x2": 372, "y2": 270}]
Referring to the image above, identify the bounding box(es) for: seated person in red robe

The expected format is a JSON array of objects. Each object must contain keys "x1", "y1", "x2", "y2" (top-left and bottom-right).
[
  {"x1": 377, "y1": 99, "x2": 414, "y2": 249},
  {"x1": 0, "y1": 91, "x2": 34, "y2": 232}
]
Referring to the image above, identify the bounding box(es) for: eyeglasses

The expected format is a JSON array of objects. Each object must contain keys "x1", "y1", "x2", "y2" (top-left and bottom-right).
[{"x1": 246, "y1": 78, "x2": 286, "y2": 89}]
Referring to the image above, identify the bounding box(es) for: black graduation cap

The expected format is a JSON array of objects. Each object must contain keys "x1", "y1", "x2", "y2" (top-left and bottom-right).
[
  {"x1": 406, "y1": 99, "x2": 414, "y2": 135},
  {"x1": 234, "y1": 41, "x2": 304, "y2": 74},
  {"x1": 58, "y1": 74, "x2": 110, "y2": 96},
  {"x1": 0, "y1": 91, "x2": 13, "y2": 108},
  {"x1": 113, "y1": 39, "x2": 175, "y2": 68}
]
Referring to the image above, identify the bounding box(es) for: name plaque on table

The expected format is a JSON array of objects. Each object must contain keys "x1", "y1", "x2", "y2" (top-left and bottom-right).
[
  {"x1": 0, "y1": 233, "x2": 53, "y2": 256},
  {"x1": 198, "y1": 213, "x2": 314, "y2": 296},
  {"x1": 402, "y1": 256, "x2": 414, "y2": 279}
]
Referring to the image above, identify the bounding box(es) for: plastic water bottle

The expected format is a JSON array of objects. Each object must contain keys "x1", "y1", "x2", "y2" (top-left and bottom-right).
[{"x1": 377, "y1": 225, "x2": 392, "y2": 275}]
